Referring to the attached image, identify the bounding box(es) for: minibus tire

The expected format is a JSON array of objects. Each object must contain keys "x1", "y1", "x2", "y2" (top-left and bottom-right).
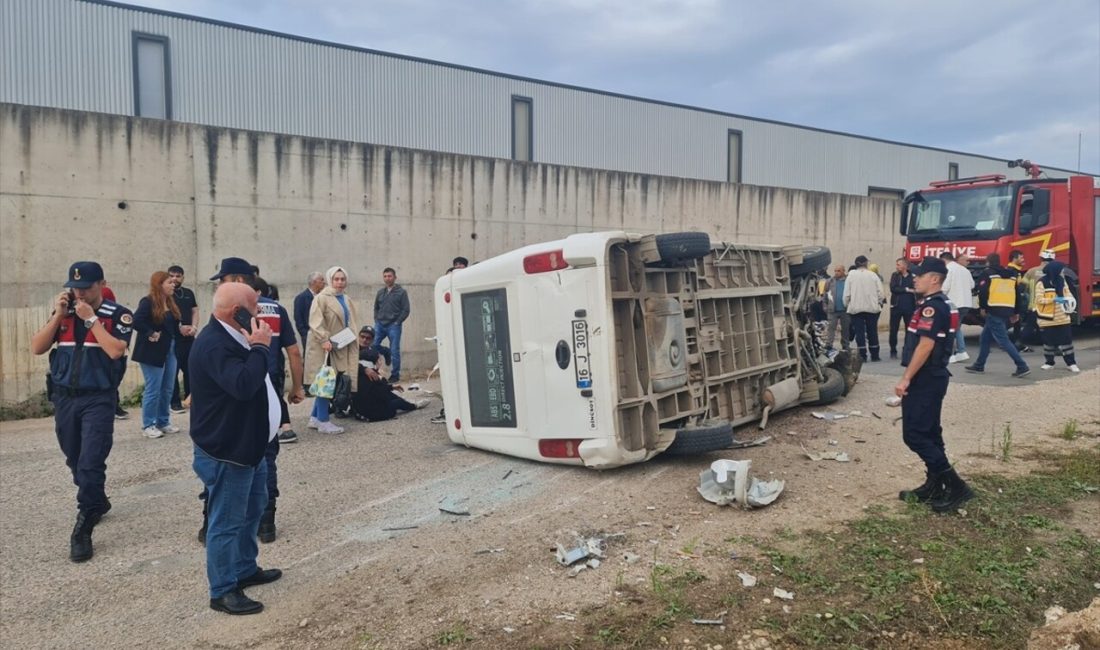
[
  {"x1": 790, "y1": 246, "x2": 831, "y2": 277},
  {"x1": 655, "y1": 232, "x2": 711, "y2": 263},
  {"x1": 807, "y1": 368, "x2": 845, "y2": 405},
  {"x1": 663, "y1": 420, "x2": 734, "y2": 457}
]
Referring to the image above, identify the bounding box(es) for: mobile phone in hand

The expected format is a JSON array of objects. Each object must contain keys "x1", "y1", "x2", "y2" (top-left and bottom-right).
[
  {"x1": 67, "y1": 291, "x2": 77, "y2": 316},
  {"x1": 233, "y1": 307, "x2": 253, "y2": 333}
]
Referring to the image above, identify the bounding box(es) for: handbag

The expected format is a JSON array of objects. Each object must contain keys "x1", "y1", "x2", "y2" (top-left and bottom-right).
[
  {"x1": 308, "y1": 353, "x2": 337, "y2": 399},
  {"x1": 332, "y1": 372, "x2": 352, "y2": 414}
]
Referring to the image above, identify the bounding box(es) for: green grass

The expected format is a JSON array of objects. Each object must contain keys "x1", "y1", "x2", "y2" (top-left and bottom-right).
[
  {"x1": 1060, "y1": 419, "x2": 1080, "y2": 440},
  {"x1": 435, "y1": 623, "x2": 471, "y2": 646}
]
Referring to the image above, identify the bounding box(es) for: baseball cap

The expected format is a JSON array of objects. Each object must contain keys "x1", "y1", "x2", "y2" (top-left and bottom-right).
[
  {"x1": 64, "y1": 261, "x2": 104, "y2": 288},
  {"x1": 1038, "y1": 249, "x2": 1056, "y2": 261},
  {"x1": 209, "y1": 257, "x2": 254, "y2": 280},
  {"x1": 359, "y1": 325, "x2": 375, "y2": 336},
  {"x1": 911, "y1": 256, "x2": 948, "y2": 276}
]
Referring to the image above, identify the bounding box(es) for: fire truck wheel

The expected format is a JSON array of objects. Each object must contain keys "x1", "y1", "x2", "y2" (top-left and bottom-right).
[
  {"x1": 807, "y1": 367, "x2": 846, "y2": 406},
  {"x1": 790, "y1": 246, "x2": 831, "y2": 277},
  {"x1": 654, "y1": 232, "x2": 711, "y2": 264},
  {"x1": 662, "y1": 420, "x2": 734, "y2": 457}
]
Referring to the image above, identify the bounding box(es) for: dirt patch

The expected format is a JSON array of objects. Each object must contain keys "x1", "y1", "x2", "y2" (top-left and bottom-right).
[{"x1": 1029, "y1": 597, "x2": 1100, "y2": 650}]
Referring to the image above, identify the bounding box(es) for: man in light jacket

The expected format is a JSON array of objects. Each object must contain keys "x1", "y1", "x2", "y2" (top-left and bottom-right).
[
  {"x1": 939, "y1": 252, "x2": 975, "y2": 363},
  {"x1": 843, "y1": 255, "x2": 885, "y2": 362}
]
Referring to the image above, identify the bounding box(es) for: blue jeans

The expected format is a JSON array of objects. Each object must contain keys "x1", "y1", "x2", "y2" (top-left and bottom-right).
[
  {"x1": 310, "y1": 397, "x2": 331, "y2": 422},
  {"x1": 139, "y1": 339, "x2": 177, "y2": 428},
  {"x1": 954, "y1": 308, "x2": 969, "y2": 353},
  {"x1": 973, "y1": 314, "x2": 1028, "y2": 371},
  {"x1": 374, "y1": 322, "x2": 403, "y2": 379},
  {"x1": 192, "y1": 446, "x2": 268, "y2": 598}
]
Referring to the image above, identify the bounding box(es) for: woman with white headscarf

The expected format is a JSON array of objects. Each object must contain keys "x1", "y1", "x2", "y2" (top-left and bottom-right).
[{"x1": 304, "y1": 266, "x2": 360, "y2": 433}]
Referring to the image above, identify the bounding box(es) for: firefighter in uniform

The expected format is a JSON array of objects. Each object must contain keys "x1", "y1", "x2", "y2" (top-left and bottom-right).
[
  {"x1": 895, "y1": 257, "x2": 975, "y2": 513},
  {"x1": 31, "y1": 262, "x2": 134, "y2": 562}
]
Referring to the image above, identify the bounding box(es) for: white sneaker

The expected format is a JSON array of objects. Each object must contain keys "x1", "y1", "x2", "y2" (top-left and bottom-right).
[
  {"x1": 1068, "y1": 364, "x2": 1080, "y2": 373},
  {"x1": 142, "y1": 426, "x2": 164, "y2": 439},
  {"x1": 948, "y1": 354, "x2": 959, "y2": 364},
  {"x1": 308, "y1": 417, "x2": 321, "y2": 430},
  {"x1": 1041, "y1": 363, "x2": 1055, "y2": 370},
  {"x1": 158, "y1": 424, "x2": 180, "y2": 434},
  {"x1": 317, "y1": 421, "x2": 344, "y2": 434},
  {"x1": 955, "y1": 352, "x2": 970, "y2": 362}
]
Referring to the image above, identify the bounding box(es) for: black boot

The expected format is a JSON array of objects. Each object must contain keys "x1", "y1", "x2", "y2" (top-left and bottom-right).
[
  {"x1": 198, "y1": 500, "x2": 208, "y2": 546},
  {"x1": 898, "y1": 471, "x2": 940, "y2": 503},
  {"x1": 931, "y1": 468, "x2": 975, "y2": 513},
  {"x1": 258, "y1": 505, "x2": 276, "y2": 544},
  {"x1": 70, "y1": 511, "x2": 95, "y2": 563}
]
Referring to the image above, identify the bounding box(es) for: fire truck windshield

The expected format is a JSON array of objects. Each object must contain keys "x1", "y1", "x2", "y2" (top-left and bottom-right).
[{"x1": 906, "y1": 185, "x2": 1015, "y2": 242}]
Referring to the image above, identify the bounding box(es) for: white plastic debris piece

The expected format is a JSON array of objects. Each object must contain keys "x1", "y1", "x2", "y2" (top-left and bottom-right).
[
  {"x1": 568, "y1": 564, "x2": 586, "y2": 577},
  {"x1": 812, "y1": 411, "x2": 848, "y2": 421},
  {"x1": 737, "y1": 572, "x2": 758, "y2": 587},
  {"x1": 885, "y1": 396, "x2": 902, "y2": 407},
  {"x1": 555, "y1": 613, "x2": 577, "y2": 621},
  {"x1": 729, "y1": 436, "x2": 772, "y2": 449},
  {"x1": 438, "y1": 496, "x2": 471, "y2": 516},
  {"x1": 828, "y1": 439, "x2": 839, "y2": 446},
  {"x1": 691, "y1": 616, "x2": 725, "y2": 626},
  {"x1": 746, "y1": 477, "x2": 786, "y2": 507},
  {"x1": 912, "y1": 558, "x2": 925, "y2": 564},
  {"x1": 801, "y1": 445, "x2": 850, "y2": 462},
  {"x1": 773, "y1": 588, "x2": 794, "y2": 600},
  {"x1": 586, "y1": 558, "x2": 601, "y2": 569},
  {"x1": 502, "y1": 627, "x2": 516, "y2": 634},
  {"x1": 556, "y1": 544, "x2": 589, "y2": 566}
]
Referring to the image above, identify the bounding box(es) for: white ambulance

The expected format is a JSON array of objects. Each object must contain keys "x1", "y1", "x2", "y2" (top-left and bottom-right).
[{"x1": 433, "y1": 231, "x2": 852, "y2": 469}]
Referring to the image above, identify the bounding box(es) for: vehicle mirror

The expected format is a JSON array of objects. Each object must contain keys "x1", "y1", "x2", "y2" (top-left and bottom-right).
[{"x1": 900, "y1": 192, "x2": 920, "y2": 236}]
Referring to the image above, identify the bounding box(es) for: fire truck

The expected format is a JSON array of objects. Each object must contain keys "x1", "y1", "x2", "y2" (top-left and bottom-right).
[{"x1": 900, "y1": 160, "x2": 1100, "y2": 323}]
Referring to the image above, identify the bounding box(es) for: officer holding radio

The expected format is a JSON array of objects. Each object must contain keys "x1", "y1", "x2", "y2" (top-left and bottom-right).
[{"x1": 31, "y1": 262, "x2": 133, "y2": 563}]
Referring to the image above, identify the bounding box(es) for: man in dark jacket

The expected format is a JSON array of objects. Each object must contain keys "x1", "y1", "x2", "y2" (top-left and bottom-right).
[
  {"x1": 189, "y1": 282, "x2": 282, "y2": 615},
  {"x1": 293, "y1": 271, "x2": 325, "y2": 350},
  {"x1": 888, "y1": 258, "x2": 916, "y2": 359},
  {"x1": 374, "y1": 267, "x2": 411, "y2": 383},
  {"x1": 965, "y1": 253, "x2": 1030, "y2": 378}
]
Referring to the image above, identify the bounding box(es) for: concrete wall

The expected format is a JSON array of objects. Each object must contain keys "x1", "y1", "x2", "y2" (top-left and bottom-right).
[{"x1": 0, "y1": 103, "x2": 905, "y2": 403}]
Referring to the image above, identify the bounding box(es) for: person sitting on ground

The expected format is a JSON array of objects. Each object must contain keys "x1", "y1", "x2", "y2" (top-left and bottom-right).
[{"x1": 352, "y1": 326, "x2": 427, "y2": 422}]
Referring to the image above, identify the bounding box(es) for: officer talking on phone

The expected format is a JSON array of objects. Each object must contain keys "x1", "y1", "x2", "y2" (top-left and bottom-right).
[{"x1": 30, "y1": 262, "x2": 134, "y2": 562}]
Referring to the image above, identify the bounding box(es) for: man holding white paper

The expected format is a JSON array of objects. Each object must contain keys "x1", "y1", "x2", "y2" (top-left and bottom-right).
[{"x1": 304, "y1": 266, "x2": 361, "y2": 434}]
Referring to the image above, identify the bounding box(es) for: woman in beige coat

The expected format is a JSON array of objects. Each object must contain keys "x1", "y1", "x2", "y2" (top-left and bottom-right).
[{"x1": 306, "y1": 266, "x2": 360, "y2": 434}]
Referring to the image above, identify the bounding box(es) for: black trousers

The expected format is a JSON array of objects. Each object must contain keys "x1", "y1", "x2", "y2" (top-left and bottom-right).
[
  {"x1": 54, "y1": 391, "x2": 115, "y2": 514},
  {"x1": 852, "y1": 312, "x2": 881, "y2": 360},
  {"x1": 889, "y1": 307, "x2": 913, "y2": 354},
  {"x1": 901, "y1": 374, "x2": 950, "y2": 474},
  {"x1": 172, "y1": 338, "x2": 193, "y2": 404}
]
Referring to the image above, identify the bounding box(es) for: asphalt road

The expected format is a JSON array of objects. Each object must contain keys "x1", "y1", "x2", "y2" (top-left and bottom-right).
[{"x1": 859, "y1": 325, "x2": 1100, "y2": 386}]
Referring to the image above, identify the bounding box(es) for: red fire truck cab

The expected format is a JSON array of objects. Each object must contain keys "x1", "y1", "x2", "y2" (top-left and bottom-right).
[{"x1": 900, "y1": 162, "x2": 1100, "y2": 323}]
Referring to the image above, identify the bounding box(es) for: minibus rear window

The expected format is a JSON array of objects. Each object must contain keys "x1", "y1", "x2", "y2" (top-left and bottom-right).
[{"x1": 461, "y1": 289, "x2": 517, "y2": 428}]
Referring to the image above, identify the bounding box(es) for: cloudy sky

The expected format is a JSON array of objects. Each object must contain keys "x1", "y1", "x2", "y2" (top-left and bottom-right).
[{"x1": 131, "y1": 0, "x2": 1099, "y2": 173}]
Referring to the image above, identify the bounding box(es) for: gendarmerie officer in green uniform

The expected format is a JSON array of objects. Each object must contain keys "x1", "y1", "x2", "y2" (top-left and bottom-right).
[
  {"x1": 895, "y1": 257, "x2": 975, "y2": 513},
  {"x1": 31, "y1": 262, "x2": 134, "y2": 562}
]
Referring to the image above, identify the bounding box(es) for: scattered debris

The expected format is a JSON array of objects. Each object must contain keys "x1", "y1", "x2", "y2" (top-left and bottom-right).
[
  {"x1": 737, "y1": 572, "x2": 758, "y2": 587},
  {"x1": 783, "y1": 605, "x2": 792, "y2": 614},
  {"x1": 556, "y1": 545, "x2": 590, "y2": 567},
  {"x1": 828, "y1": 439, "x2": 839, "y2": 446},
  {"x1": 501, "y1": 469, "x2": 514, "y2": 480},
  {"x1": 729, "y1": 435, "x2": 772, "y2": 449},
  {"x1": 622, "y1": 551, "x2": 641, "y2": 564},
  {"x1": 885, "y1": 396, "x2": 902, "y2": 407},
  {"x1": 773, "y1": 588, "x2": 795, "y2": 600},
  {"x1": 691, "y1": 611, "x2": 727, "y2": 626},
  {"x1": 554, "y1": 613, "x2": 577, "y2": 622},
  {"x1": 587, "y1": 558, "x2": 601, "y2": 569},
  {"x1": 438, "y1": 496, "x2": 471, "y2": 516},
  {"x1": 872, "y1": 412, "x2": 882, "y2": 420},
  {"x1": 474, "y1": 548, "x2": 504, "y2": 555},
  {"x1": 555, "y1": 534, "x2": 610, "y2": 568},
  {"x1": 502, "y1": 627, "x2": 516, "y2": 634},
  {"x1": 381, "y1": 525, "x2": 420, "y2": 531},
  {"x1": 298, "y1": 618, "x2": 309, "y2": 628},
  {"x1": 812, "y1": 411, "x2": 848, "y2": 421},
  {"x1": 912, "y1": 558, "x2": 925, "y2": 564},
  {"x1": 1044, "y1": 605, "x2": 1067, "y2": 624},
  {"x1": 802, "y1": 445, "x2": 850, "y2": 462},
  {"x1": 698, "y1": 459, "x2": 786, "y2": 508}
]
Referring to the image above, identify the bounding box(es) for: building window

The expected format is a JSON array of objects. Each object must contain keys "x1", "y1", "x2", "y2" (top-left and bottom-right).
[
  {"x1": 727, "y1": 129, "x2": 743, "y2": 183},
  {"x1": 512, "y1": 96, "x2": 532, "y2": 162},
  {"x1": 948, "y1": 162, "x2": 959, "y2": 180},
  {"x1": 132, "y1": 33, "x2": 171, "y2": 119},
  {"x1": 868, "y1": 186, "x2": 904, "y2": 202}
]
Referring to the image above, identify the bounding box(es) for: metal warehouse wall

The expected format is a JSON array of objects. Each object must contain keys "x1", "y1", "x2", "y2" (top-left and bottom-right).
[{"x1": 0, "y1": 0, "x2": 1088, "y2": 198}]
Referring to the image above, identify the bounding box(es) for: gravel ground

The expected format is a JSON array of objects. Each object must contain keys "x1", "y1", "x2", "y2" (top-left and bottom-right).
[{"x1": 1, "y1": 330, "x2": 1097, "y2": 649}]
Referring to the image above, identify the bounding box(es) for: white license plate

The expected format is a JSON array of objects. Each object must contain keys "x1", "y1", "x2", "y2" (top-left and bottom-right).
[{"x1": 572, "y1": 320, "x2": 592, "y2": 388}]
